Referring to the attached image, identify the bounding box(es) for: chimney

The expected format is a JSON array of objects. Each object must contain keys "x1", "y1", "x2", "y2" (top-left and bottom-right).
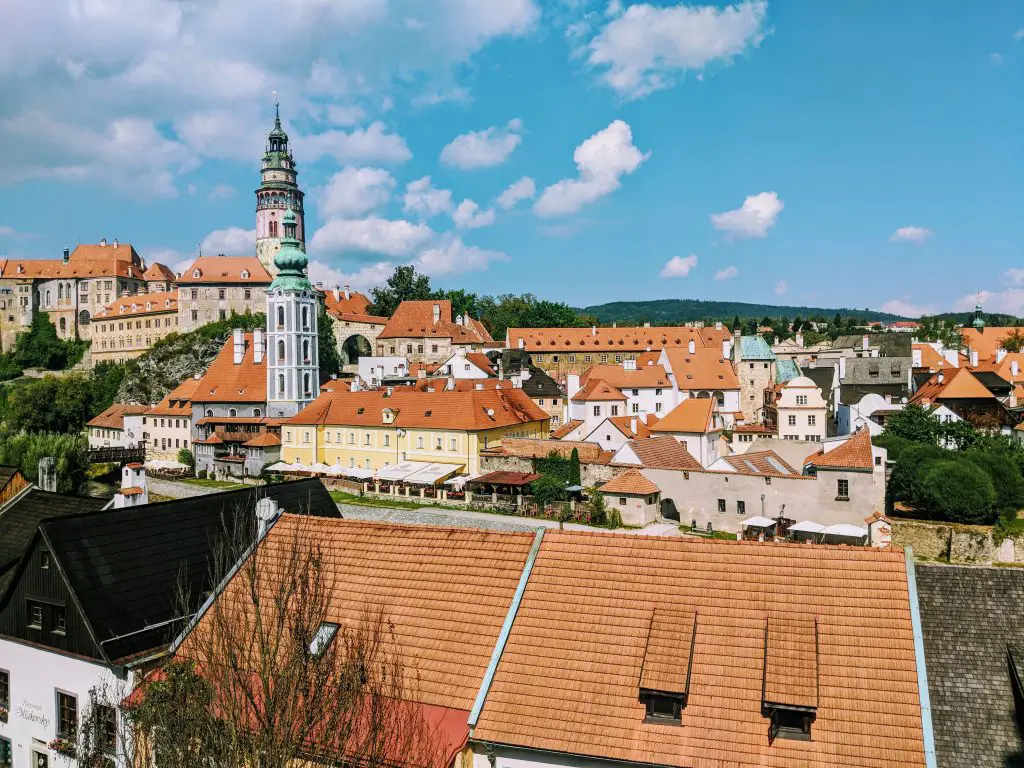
[
  {"x1": 567, "y1": 373, "x2": 581, "y2": 400},
  {"x1": 688, "y1": 339, "x2": 696, "y2": 354},
  {"x1": 232, "y1": 328, "x2": 244, "y2": 364},
  {"x1": 475, "y1": 382, "x2": 484, "y2": 390},
  {"x1": 518, "y1": 338, "x2": 525, "y2": 350},
  {"x1": 997, "y1": 349, "x2": 1008, "y2": 364},
  {"x1": 591, "y1": 325, "x2": 597, "y2": 336},
  {"x1": 446, "y1": 376, "x2": 455, "y2": 391},
  {"x1": 344, "y1": 283, "x2": 351, "y2": 300},
  {"x1": 113, "y1": 238, "x2": 119, "y2": 249},
  {"x1": 612, "y1": 322, "x2": 617, "y2": 328},
  {"x1": 773, "y1": 336, "x2": 779, "y2": 347},
  {"x1": 432, "y1": 303, "x2": 441, "y2": 323},
  {"x1": 62, "y1": 247, "x2": 70, "y2": 263},
  {"x1": 862, "y1": 335, "x2": 869, "y2": 351},
  {"x1": 722, "y1": 339, "x2": 731, "y2": 360},
  {"x1": 937, "y1": 371, "x2": 945, "y2": 385},
  {"x1": 912, "y1": 348, "x2": 922, "y2": 367},
  {"x1": 255, "y1": 497, "x2": 281, "y2": 539},
  {"x1": 417, "y1": 368, "x2": 426, "y2": 379},
  {"x1": 351, "y1": 378, "x2": 360, "y2": 392},
  {"x1": 333, "y1": 285, "x2": 340, "y2": 301},
  {"x1": 38, "y1": 457, "x2": 57, "y2": 493},
  {"x1": 643, "y1": 322, "x2": 651, "y2": 328},
  {"x1": 253, "y1": 328, "x2": 265, "y2": 364},
  {"x1": 630, "y1": 417, "x2": 638, "y2": 436},
  {"x1": 796, "y1": 332, "x2": 804, "y2": 348},
  {"x1": 456, "y1": 314, "x2": 464, "y2": 326},
  {"x1": 969, "y1": 349, "x2": 979, "y2": 368},
  {"x1": 1012, "y1": 360, "x2": 1020, "y2": 378},
  {"x1": 100, "y1": 238, "x2": 107, "y2": 246}
]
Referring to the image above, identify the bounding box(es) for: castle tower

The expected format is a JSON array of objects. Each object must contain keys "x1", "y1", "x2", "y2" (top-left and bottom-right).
[
  {"x1": 255, "y1": 102, "x2": 305, "y2": 276},
  {"x1": 266, "y1": 209, "x2": 319, "y2": 418}
]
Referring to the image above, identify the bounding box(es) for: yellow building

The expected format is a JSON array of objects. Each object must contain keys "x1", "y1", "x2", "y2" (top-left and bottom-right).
[
  {"x1": 91, "y1": 291, "x2": 179, "y2": 363},
  {"x1": 282, "y1": 387, "x2": 550, "y2": 474}
]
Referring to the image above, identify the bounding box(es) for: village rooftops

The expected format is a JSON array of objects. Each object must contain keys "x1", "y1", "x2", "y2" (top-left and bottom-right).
[
  {"x1": 570, "y1": 378, "x2": 627, "y2": 402},
  {"x1": 738, "y1": 334, "x2": 776, "y2": 361},
  {"x1": 649, "y1": 397, "x2": 718, "y2": 434},
  {"x1": 614, "y1": 435, "x2": 702, "y2": 470},
  {"x1": 505, "y1": 325, "x2": 731, "y2": 352},
  {"x1": 661, "y1": 347, "x2": 741, "y2": 391},
  {"x1": 804, "y1": 429, "x2": 876, "y2": 472},
  {"x1": 961, "y1": 326, "x2": 1021, "y2": 360},
  {"x1": 143, "y1": 261, "x2": 176, "y2": 282},
  {"x1": 377, "y1": 300, "x2": 493, "y2": 343},
  {"x1": 145, "y1": 376, "x2": 204, "y2": 416},
  {"x1": 86, "y1": 403, "x2": 151, "y2": 430},
  {"x1": 93, "y1": 290, "x2": 177, "y2": 319},
  {"x1": 580, "y1": 362, "x2": 671, "y2": 389},
  {"x1": 910, "y1": 367, "x2": 995, "y2": 406},
  {"x1": 175, "y1": 255, "x2": 272, "y2": 285},
  {"x1": 190, "y1": 332, "x2": 267, "y2": 404},
  {"x1": 599, "y1": 468, "x2": 660, "y2": 496},
  {"x1": 482, "y1": 438, "x2": 614, "y2": 464}
]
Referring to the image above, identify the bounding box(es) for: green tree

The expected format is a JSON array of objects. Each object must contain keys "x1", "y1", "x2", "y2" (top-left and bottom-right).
[
  {"x1": 883, "y1": 404, "x2": 942, "y2": 445},
  {"x1": 177, "y1": 447, "x2": 196, "y2": 470},
  {"x1": 1001, "y1": 329, "x2": 1024, "y2": 353},
  {"x1": 6, "y1": 375, "x2": 93, "y2": 433},
  {"x1": 0, "y1": 354, "x2": 23, "y2": 382},
  {"x1": 964, "y1": 450, "x2": 1024, "y2": 520},
  {"x1": 432, "y1": 288, "x2": 479, "y2": 320},
  {"x1": 888, "y1": 443, "x2": 947, "y2": 508},
  {"x1": 920, "y1": 460, "x2": 997, "y2": 525},
  {"x1": 531, "y1": 473, "x2": 568, "y2": 507},
  {"x1": 939, "y1": 418, "x2": 977, "y2": 451},
  {"x1": 87, "y1": 360, "x2": 135, "y2": 415},
  {"x1": 14, "y1": 312, "x2": 74, "y2": 369},
  {"x1": 476, "y1": 293, "x2": 585, "y2": 339},
  {"x1": 0, "y1": 432, "x2": 88, "y2": 493},
  {"x1": 569, "y1": 448, "x2": 581, "y2": 487},
  {"x1": 584, "y1": 487, "x2": 609, "y2": 527},
  {"x1": 317, "y1": 305, "x2": 343, "y2": 378},
  {"x1": 369, "y1": 265, "x2": 432, "y2": 316}
]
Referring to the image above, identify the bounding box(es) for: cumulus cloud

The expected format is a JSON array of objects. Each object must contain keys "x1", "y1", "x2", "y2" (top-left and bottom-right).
[
  {"x1": 411, "y1": 87, "x2": 471, "y2": 107},
  {"x1": 534, "y1": 120, "x2": 649, "y2": 218},
  {"x1": 301, "y1": 122, "x2": 412, "y2": 165},
  {"x1": 1004, "y1": 268, "x2": 1024, "y2": 286},
  {"x1": 774, "y1": 279, "x2": 788, "y2": 296},
  {"x1": 403, "y1": 176, "x2": 454, "y2": 218},
  {"x1": 318, "y1": 167, "x2": 396, "y2": 218},
  {"x1": 660, "y1": 254, "x2": 698, "y2": 277},
  {"x1": 879, "y1": 299, "x2": 937, "y2": 318},
  {"x1": 953, "y1": 290, "x2": 1024, "y2": 316},
  {"x1": 452, "y1": 199, "x2": 496, "y2": 229},
  {"x1": 208, "y1": 183, "x2": 236, "y2": 200},
  {"x1": 496, "y1": 176, "x2": 536, "y2": 209},
  {"x1": 307, "y1": 258, "x2": 395, "y2": 292},
  {"x1": 414, "y1": 235, "x2": 509, "y2": 276},
  {"x1": 714, "y1": 265, "x2": 738, "y2": 280},
  {"x1": 440, "y1": 118, "x2": 523, "y2": 169},
  {"x1": 710, "y1": 191, "x2": 784, "y2": 240},
  {"x1": 325, "y1": 104, "x2": 368, "y2": 126},
  {"x1": 309, "y1": 216, "x2": 433, "y2": 258},
  {"x1": 586, "y1": 0, "x2": 768, "y2": 99},
  {"x1": 200, "y1": 227, "x2": 256, "y2": 255},
  {"x1": 889, "y1": 226, "x2": 933, "y2": 244}
]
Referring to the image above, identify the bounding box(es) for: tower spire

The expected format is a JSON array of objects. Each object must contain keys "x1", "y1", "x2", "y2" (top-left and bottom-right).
[{"x1": 273, "y1": 90, "x2": 280, "y2": 128}]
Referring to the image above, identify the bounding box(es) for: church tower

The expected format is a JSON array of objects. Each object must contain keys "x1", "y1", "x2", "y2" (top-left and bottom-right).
[
  {"x1": 255, "y1": 102, "x2": 305, "y2": 276},
  {"x1": 266, "y1": 209, "x2": 319, "y2": 418}
]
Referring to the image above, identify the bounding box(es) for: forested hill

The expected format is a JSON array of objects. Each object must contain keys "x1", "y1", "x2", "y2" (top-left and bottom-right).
[{"x1": 579, "y1": 299, "x2": 907, "y2": 325}]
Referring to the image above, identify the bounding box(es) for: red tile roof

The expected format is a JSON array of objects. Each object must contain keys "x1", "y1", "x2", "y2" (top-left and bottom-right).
[
  {"x1": 505, "y1": 326, "x2": 725, "y2": 352},
  {"x1": 378, "y1": 300, "x2": 493, "y2": 343},
  {"x1": 600, "y1": 468, "x2": 660, "y2": 495},
  {"x1": 910, "y1": 367, "x2": 995, "y2": 405},
  {"x1": 806, "y1": 429, "x2": 875, "y2": 471},
  {"x1": 720, "y1": 450, "x2": 799, "y2": 477},
  {"x1": 486, "y1": 439, "x2": 613, "y2": 464},
  {"x1": 146, "y1": 377, "x2": 203, "y2": 417},
  {"x1": 87, "y1": 403, "x2": 150, "y2": 430},
  {"x1": 662, "y1": 347, "x2": 740, "y2": 391},
  {"x1": 471, "y1": 471, "x2": 540, "y2": 486},
  {"x1": 649, "y1": 398, "x2": 717, "y2": 434},
  {"x1": 961, "y1": 327, "x2": 1021, "y2": 360},
  {"x1": 570, "y1": 379, "x2": 627, "y2": 402},
  {"x1": 472, "y1": 531, "x2": 926, "y2": 767},
  {"x1": 242, "y1": 432, "x2": 281, "y2": 447},
  {"x1": 619, "y1": 436, "x2": 701, "y2": 470},
  {"x1": 604, "y1": 415, "x2": 656, "y2": 439},
  {"x1": 143, "y1": 262, "x2": 176, "y2": 282},
  {"x1": 580, "y1": 363, "x2": 671, "y2": 389},
  {"x1": 551, "y1": 419, "x2": 583, "y2": 439},
  {"x1": 286, "y1": 387, "x2": 549, "y2": 431},
  {"x1": 93, "y1": 290, "x2": 177, "y2": 319},
  {"x1": 191, "y1": 333, "x2": 267, "y2": 404},
  {"x1": 175, "y1": 256, "x2": 271, "y2": 285}
]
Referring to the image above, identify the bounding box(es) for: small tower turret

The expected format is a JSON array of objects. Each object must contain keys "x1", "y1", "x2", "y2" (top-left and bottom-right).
[{"x1": 255, "y1": 100, "x2": 305, "y2": 276}]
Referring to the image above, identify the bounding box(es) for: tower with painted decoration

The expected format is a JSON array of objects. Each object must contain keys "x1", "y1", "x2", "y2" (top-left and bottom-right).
[
  {"x1": 266, "y1": 209, "x2": 318, "y2": 418},
  {"x1": 255, "y1": 102, "x2": 305, "y2": 276}
]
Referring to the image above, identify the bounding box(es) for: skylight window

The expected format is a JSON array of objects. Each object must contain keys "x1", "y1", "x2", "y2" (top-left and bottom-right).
[{"x1": 309, "y1": 622, "x2": 339, "y2": 657}]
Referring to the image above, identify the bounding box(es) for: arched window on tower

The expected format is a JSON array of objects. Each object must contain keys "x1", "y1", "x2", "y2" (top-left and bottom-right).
[
  {"x1": 229, "y1": 408, "x2": 237, "y2": 418},
  {"x1": 301, "y1": 306, "x2": 309, "y2": 332},
  {"x1": 302, "y1": 339, "x2": 310, "y2": 363},
  {"x1": 269, "y1": 220, "x2": 278, "y2": 238},
  {"x1": 278, "y1": 339, "x2": 285, "y2": 362},
  {"x1": 278, "y1": 374, "x2": 285, "y2": 395},
  {"x1": 45, "y1": 290, "x2": 52, "y2": 306},
  {"x1": 58, "y1": 284, "x2": 64, "y2": 300},
  {"x1": 277, "y1": 305, "x2": 285, "y2": 329},
  {"x1": 303, "y1": 373, "x2": 311, "y2": 397}
]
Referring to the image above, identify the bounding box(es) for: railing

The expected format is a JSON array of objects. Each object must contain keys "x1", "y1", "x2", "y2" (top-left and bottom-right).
[{"x1": 88, "y1": 445, "x2": 146, "y2": 465}]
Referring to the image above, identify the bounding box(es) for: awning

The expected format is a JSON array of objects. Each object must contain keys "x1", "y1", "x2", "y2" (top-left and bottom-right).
[
  {"x1": 309, "y1": 462, "x2": 332, "y2": 474},
  {"x1": 444, "y1": 473, "x2": 479, "y2": 487},
  {"x1": 375, "y1": 461, "x2": 429, "y2": 482},
  {"x1": 741, "y1": 516, "x2": 777, "y2": 529},
  {"x1": 403, "y1": 463, "x2": 462, "y2": 485},
  {"x1": 788, "y1": 520, "x2": 826, "y2": 534},
  {"x1": 821, "y1": 524, "x2": 868, "y2": 538},
  {"x1": 343, "y1": 467, "x2": 375, "y2": 480}
]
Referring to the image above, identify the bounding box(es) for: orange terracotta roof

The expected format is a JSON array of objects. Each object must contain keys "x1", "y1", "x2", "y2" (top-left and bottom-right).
[
  {"x1": 580, "y1": 363, "x2": 671, "y2": 390},
  {"x1": 70, "y1": 242, "x2": 140, "y2": 262},
  {"x1": 319, "y1": 379, "x2": 353, "y2": 393},
  {"x1": 378, "y1": 300, "x2": 493, "y2": 343},
  {"x1": 242, "y1": 432, "x2": 281, "y2": 447},
  {"x1": 913, "y1": 343, "x2": 947, "y2": 372},
  {"x1": 117, "y1": 486, "x2": 145, "y2": 496},
  {"x1": 146, "y1": 377, "x2": 203, "y2": 416},
  {"x1": 733, "y1": 423, "x2": 775, "y2": 434},
  {"x1": 94, "y1": 290, "x2": 177, "y2": 319},
  {"x1": 961, "y1": 326, "x2": 1021, "y2": 360},
  {"x1": 320, "y1": 287, "x2": 372, "y2": 317},
  {"x1": 180, "y1": 516, "x2": 537, "y2": 712},
  {"x1": 286, "y1": 387, "x2": 549, "y2": 431},
  {"x1": 619, "y1": 436, "x2": 701, "y2": 470},
  {"x1": 506, "y1": 326, "x2": 714, "y2": 352},
  {"x1": 473, "y1": 532, "x2": 925, "y2": 767},
  {"x1": 87, "y1": 403, "x2": 150, "y2": 430},
  {"x1": 807, "y1": 429, "x2": 875, "y2": 471},
  {"x1": 720, "y1": 450, "x2": 799, "y2": 477},
  {"x1": 414, "y1": 378, "x2": 515, "y2": 393},
  {"x1": 608, "y1": 415, "x2": 656, "y2": 439},
  {"x1": 650, "y1": 398, "x2": 716, "y2": 434},
  {"x1": 0, "y1": 255, "x2": 144, "y2": 280},
  {"x1": 175, "y1": 256, "x2": 271, "y2": 285},
  {"x1": 970, "y1": 351, "x2": 1024, "y2": 384},
  {"x1": 331, "y1": 311, "x2": 388, "y2": 325},
  {"x1": 143, "y1": 262, "x2": 176, "y2": 282},
  {"x1": 662, "y1": 347, "x2": 740, "y2": 391},
  {"x1": 636, "y1": 350, "x2": 662, "y2": 367},
  {"x1": 600, "y1": 468, "x2": 660, "y2": 495},
  {"x1": 191, "y1": 334, "x2": 267, "y2": 404},
  {"x1": 195, "y1": 434, "x2": 224, "y2": 445},
  {"x1": 463, "y1": 352, "x2": 496, "y2": 376},
  {"x1": 551, "y1": 419, "x2": 583, "y2": 439},
  {"x1": 571, "y1": 379, "x2": 627, "y2": 402},
  {"x1": 910, "y1": 367, "x2": 995, "y2": 405}
]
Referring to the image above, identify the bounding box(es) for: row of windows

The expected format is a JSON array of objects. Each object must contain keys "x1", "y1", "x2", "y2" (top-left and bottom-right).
[
  {"x1": 786, "y1": 415, "x2": 817, "y2": 426},
  {"x1": 533, "y1": 352, "x2": 639, "y2": 365},
  {"x1": 185, "y1": 288, "x2": 255, "y2": 301},
  {"x1": 96, "y1": 316, "x2": 175, "y2": 332},
  {"x1": 288, "y1": 430, "x2": 462, "y2": 452},
  {"x1": 199, "y1": 409, "x2": 261, "y2": 419},
  {"x1": 594, "y1": 403, "x2": 664, "y2": 417},
  {"x1": 378, "y1": 343, "x2": 438, "y2": 355}
]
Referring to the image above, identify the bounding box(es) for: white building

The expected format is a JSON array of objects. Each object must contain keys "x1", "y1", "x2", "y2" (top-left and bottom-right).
[
  {"x1": 434, "y1": 349, "x2": 496, "y2": 379},
  {"x1": 113, "y1": 464, "x2": 148, "y2": 508},
  {"x1": 648, "y1": 397, "x2": 725, "y2": 467},
  {"x1": 85, "y1": 405, "x2": 150, "y2": 450},
  {"x1": 357, "y1": 356, "x2": 412, "y2": 387},
  {"x1": 773, "y1": 376, "x2": 828, "y2": 442}
]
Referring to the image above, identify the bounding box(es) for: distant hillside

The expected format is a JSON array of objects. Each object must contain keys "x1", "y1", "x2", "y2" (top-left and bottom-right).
[{"x1": 579, "y1": 299, "x2": 907, "y2": 326}]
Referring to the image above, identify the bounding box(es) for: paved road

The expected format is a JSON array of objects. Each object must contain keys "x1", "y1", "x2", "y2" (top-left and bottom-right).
[{"x1": 146, "y1": 477, "x2": 240, "y2": 499}]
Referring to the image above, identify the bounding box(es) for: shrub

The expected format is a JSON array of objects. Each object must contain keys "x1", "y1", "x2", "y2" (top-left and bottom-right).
[
  {"x1": 584, "y1": 487, "x2": 607, "y2": 526},
  {"x1": 530, "y1": 473, "x2": 567, "y2": 507},
  {"x1": 0, "y1": 432, "x2": 88, "y2": 494},
  {"x1": 882, "y1": 404, "x2": 942, "y2": 445},
  {"x1": 177, "y1": 447, "x2": 196, "y2": 470},
  {"x1": 920, "y1": 460, "x2": 997, "y2": 525},
  {"x1": 964, "y1": 450, "x2": 1024, "y2": 518},
  {"x1": 0, "y1": 354, "x2": 22, "y2": 382},
  {"x1": 197, "y1": 469, "x2": 208, "y2": 480},
  {"x1": 605, "y1": 506, "x2": 624, "y2": 530},
  {"x1": 888, "y1": 443, "x2": 948, "y2": 509}
]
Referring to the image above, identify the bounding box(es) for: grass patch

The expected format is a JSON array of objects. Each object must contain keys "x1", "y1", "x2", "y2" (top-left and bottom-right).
[
  {"x1": 182, "y1": 477, "x2": 246, "y2": 490},
  {"x1": 329, "y1": 490, "x2": 434, "y2": 510},
  {"x1": 681, "y1": 527, "x2": 737, "y2": 541}
]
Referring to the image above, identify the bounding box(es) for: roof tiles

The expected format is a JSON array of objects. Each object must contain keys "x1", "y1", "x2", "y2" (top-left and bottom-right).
[{"x1": 600, "y1": 468, "x2": 660, "y2": 496}]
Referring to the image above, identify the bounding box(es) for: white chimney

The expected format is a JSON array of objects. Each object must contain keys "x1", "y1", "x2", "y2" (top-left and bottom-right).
[
  {"x1": 969, "y1": 349, "x2": 979, "y2": 368},
  {"x1": 100, "y1": 237, "x2": 107, "y2": 246},
  {"x1": 715, "y1": 321, "x2": 723, "y2": 331},
  {"x1": 591, "y1": 325, "x2": 597, "y2": 336},
  {"x1": 475, "y1": 382, "x2": 484, "y2": 390},
  {"x1": 722, "y1": 339, "x2": 730, "y2": 360},
  {"x1": 937, "y1": 371, "x2": 945, "y2": 385},
  {"x1": 113, "y1": 238, "x2": 119, "y2": 249},
  {"x1": 432, "y1": 303, "x2": 441, "y2": 323},
  {"x1": 456, "y1": 314, "x2": 464, "y2": 326},
  {"x1": 351, "y1": 378, "x2": 360, "y2": 392},
  {"x1": 1012, "y1": 360, "x2": 1020, "y2": 378},
  {"x1": 643, "y1": 322, "x2": 651, "y2": 328},
  {"x1": 862, "y1": 335, "x2": 869, "y2": 351},
  {"x1": 567, "y1": 373, "x2": 581, "y2": 400},
  {"x1": 446, "y1": 376, "x2": 455, "y2": 391},
  {"x1": 255, "y1": 497, "x2": 281, "y2": 539},
  {"x1": 344, "y1": 283, "x2": 351, "y2": 300},
  {"x1": 333, "y1": 285, "x2": 340, "y2": 301},
  {"x1": 996, "y1": 349, "x2": 1008, "y2": 364},
  {"x1": 630, "y1": 417, "x2": 638, "y2": 436},
  {"x1": 518, "y1": 338, "x2": 525, "y2": 350},
  {"x1": 912, "y1": 348, "x2": 922, "y2": 367},
  {"x1": 688, "y1": 339, "x2": 696, "y2": 354},
  {"x1": 417, "y1": 368, "x2": 426, "y2": 379},
  {"x1": 838, "y1": 355, "x2": 846, "y2": 380},
  {"x1": 733, "y1": 329, "x2": 742, "y2": 364},
  {"x1": 232, "y1": 328, "x2": 244, "y2": 364},
  {"x1": 253, "y1": 328, "x2": 265, "y2": 364}
]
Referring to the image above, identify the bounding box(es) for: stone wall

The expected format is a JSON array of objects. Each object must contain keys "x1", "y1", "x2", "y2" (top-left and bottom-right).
[
  {"x1": 478, "y1": 453, "x2": 618, "y2": 487},
  {"x1": 892, "y1": 519, "x2": 1024, "y2": 565}
]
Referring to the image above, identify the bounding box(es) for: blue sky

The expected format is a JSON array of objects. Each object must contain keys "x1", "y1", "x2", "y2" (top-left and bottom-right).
[{"x1": 0, "y1": 1, "x2": 1021, "y2": 316}]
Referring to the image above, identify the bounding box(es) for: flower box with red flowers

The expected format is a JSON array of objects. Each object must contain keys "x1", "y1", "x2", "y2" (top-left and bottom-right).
[{"x1": 49, "y1": 738, "x2": 77, "y2": 758}]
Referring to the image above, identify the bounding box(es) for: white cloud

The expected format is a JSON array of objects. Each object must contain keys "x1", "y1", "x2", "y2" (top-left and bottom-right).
[
  {"x1": 440, "y1": 119, "x2": 523, "y2": 169},
  {"x1": 774, "y1": 279, "x2": 788, "y2": 296},
  {"x1": 0, "y1": 226, "x2": 16, "y2": 236},
  {"x1": 496, "y1": 176, "x2": 536, "y2": 209},
  {"x1": 889, "y1": 226, "x2": 933, "y2": 244},
  {"x1": 200, "y1": 227, "x2": 256, "y2": 255},
  {"x1": 301, "y1": 122, "x2": 412, "y2": 164},
  {"x1": 208, "y1": 183, "x2": 236, "y2": 200},
  {"x1": 325, "y1": 104, "x2": 368, "y2": 126},
  {"x1": 411, "y1": 87, "x2": 471, "y2": 107},
  {"x1": 174, "y1": 108, "x2": 265, "y2": 162},
  {"x1": 710, "y1": 191, "x2": 783, "y2": 239},
  {"x1": 586, "y1": 0, "x2": 768, "y2": 99},
  {"x1": 534, "y1": 119, "x2": 649, "y2": 218},
  {"x1": 879, "y1": 299, "x2": 937, "y2": 318},
  {"x1": 1004, "y1": 268, "x2": 1024, "y2": 286},
  {"x1": 659, "y1": 254, "x2": 698, "y2": 277},
  {"x1": 452, "y1": 199, "x2": 496, "y2": 229},
  {"x1": 307, "y1": 258, "x2": 395, "y2": 292},
  {"x1": 953, "y1": 290, "x2": 1024, "y2": 316},
  {"x1": 414, "y1": 235, "x2": 509, "y2": 276},
  {"x1": 440, "y1": 0, "x2": 540, "y2": 53},
  {"x1": 403, "y1": 176, "x2": 454, "y2": 218},
  {"x1": 309, "y1": 216, "x2": 434, "y2": 258},
  {"x1": 714, "y1": 265, "x2": 738, "y2": 280},
  {"x1": 318, "y1": 167, "x2": 396, "y2": 218}
]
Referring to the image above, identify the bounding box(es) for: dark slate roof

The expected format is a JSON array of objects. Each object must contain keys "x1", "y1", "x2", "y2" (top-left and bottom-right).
[
  {"x1": 914, "y1": 371, "x2": 936, "y2": 390},
  {"x1": 833, "y1": 333, "x2": 912, "y2": 357},
  {"x1": 520, "y1": 367, "x2": 564, "y2": 398},
  {"x1": 34, "y1": 479, "x2": 337, "y2": 664},
  {"x1": 802, "y1": 365, "x2": 837, "y2": 396},
  {"x1": 974, "y1": 371, "x2": 1012, "y2": 395},
  {"x1": 839, "y1": 384, "x2": 910, "y2": 406},
  {"x1": 916, "y1": 564, "x2": 1024, "y2": 768},
  {"x1": 0, "y1": 489, "x2": 108, "y2": 593},
  {"x1": 842, "y1": 357, "x2": 913, "y2": 386}
]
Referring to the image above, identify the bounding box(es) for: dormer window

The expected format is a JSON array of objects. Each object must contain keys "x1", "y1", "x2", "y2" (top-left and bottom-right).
[
  {"x1": 241, "y1": 269, "x2": 250, "y2": 279},
  {"x1": 639, "y1": 607, "x2": 696, "y2": 727},
  {"x1": 192, "y1": 268, "x2": 201, "y2": 279},
  {"x1": 763, "y1": 616, "x2": 818, "y2": 743},
  {"x1": 382, "y1": 409, "x2": 395, "y2": 424}
]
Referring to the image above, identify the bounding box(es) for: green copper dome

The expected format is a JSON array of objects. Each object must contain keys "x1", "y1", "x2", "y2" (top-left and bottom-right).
[
  {"x1": 972, "y1": 302, "x2": 986, "y2": 330},
  {"x1": 270, "y1": 209, "x2": 310, "y2": 292}
]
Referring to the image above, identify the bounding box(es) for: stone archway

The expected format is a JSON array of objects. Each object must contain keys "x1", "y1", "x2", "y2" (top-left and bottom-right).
[
  {"x1": 329, "y1": 316, "x2": 385, "y2": 372},
  {"x1": 341, "y1": 334, "x2": 372, "y2": 365}
]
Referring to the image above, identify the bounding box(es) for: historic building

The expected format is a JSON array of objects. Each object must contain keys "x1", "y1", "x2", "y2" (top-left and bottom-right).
[
  {"x1": 376, "y1": 300, "x2": 494, "y2": 364},
  {"x1": 254, "y1": 104, "x2": 305, "y2": 276},
  {"x1": 90, "y1": 291, "x2": 179, "y2": 363},
  {"x1": 175, "y1": 256, "x2": 271, "y2": 331}
]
